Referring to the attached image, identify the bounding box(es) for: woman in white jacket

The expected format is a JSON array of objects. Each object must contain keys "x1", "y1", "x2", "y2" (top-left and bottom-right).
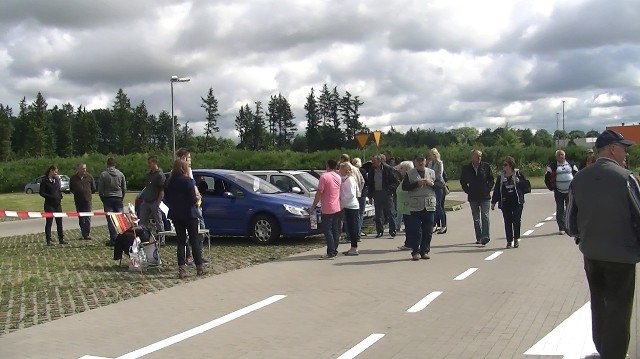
[{"x1": 339, "y1": 162, "x2": 361, "y2": 255}]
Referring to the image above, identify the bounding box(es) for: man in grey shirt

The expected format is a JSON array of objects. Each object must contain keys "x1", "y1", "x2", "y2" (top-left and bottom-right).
[
  {"x1": 566, "y1": 130, "x2": 640, "y2": 359},
  {"x1": 140, "y1": 155, "x2": 165, "y2": 233},
  {"x1": 98, "y1": 157, "x2": 127, "y2": 246}
]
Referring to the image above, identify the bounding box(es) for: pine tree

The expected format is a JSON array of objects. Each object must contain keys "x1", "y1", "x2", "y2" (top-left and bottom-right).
[
  {"x1": 235, "y1": 104, "x2": 252, "y2": 148},
  {"x1": 112, "y1": 89, "x2": 132, "y2": 154},
  {"x1": 131, "y1": 101, "x2": 150, "y2": 153},
  {"x1": 0, "y1": 104, "x2": 13, "y2": 161},
  {"x1": 24, "y1": 92, "x2": 52, "y2": 157},
  {"x1": 201, "y1": 88, "x2": 220, "y2": 152},
  {"x1": 51, "y1": 103, "x2": 74, "y2": 157},
  {"x1": 304, "y1": 88, "x2": 321, "y2": 152},
  {"x1": 11, "y1": 97, "x2": 28, "y2": 155}
]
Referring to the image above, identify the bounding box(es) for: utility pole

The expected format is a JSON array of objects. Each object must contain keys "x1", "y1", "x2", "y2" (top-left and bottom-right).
[
  {"x1": 556, "y1": 112, "x2": 560, "y2": 147},
  {"x1": 562, "y1": 100, "x2": 565, "y2": 133}
]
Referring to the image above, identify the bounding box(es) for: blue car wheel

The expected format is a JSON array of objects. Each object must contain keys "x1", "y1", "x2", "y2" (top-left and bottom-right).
[{"x1": 250, "y1": 214, "x2": 280, "y2": 245}]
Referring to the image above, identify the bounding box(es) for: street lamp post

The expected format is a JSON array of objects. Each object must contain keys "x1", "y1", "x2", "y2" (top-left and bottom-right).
[
  {"x1": 562, "y1": 100, "x2": 565, "y2": 133},
  {"x1": 170, "y1": 75, "x2": 191, "y2": 158},
  {"x1": 556, "y1": 112, "x2": 560, "y2": 147}
]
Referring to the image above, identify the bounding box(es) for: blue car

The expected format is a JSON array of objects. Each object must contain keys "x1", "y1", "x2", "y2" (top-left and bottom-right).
[
  {"x1": 194, "y1": 169, "x2": 320, "y2": 244},
  {"x1": 137, "y1": 169, "x2": 321, "y2": 244}
]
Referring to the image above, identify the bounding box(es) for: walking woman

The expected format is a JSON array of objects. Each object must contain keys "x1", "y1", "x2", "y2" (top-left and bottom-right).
[
  {"x1": 164, "y1": 159, "x2": 207, "y2": 278},
  {"x1": 339, "y1": 162, "x2": 360, "y2": 255},
  {"x1": 40, "y1": 165, "x2": 67, "y2": 246},
  {"x1": 427, "y1": 148, "x2": 447, "y2": 234},
  {"x1": 491, "y1": 156, "x2": 528, "y2": 249},
  {"x1": 395, "y1": 160, "x2": 415, "y2": 251}
]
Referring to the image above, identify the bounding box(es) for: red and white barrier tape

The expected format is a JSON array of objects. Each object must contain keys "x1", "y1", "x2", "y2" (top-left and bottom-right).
[{"x1": 0, "y1": 210, "x2": 126, "y2": 219}]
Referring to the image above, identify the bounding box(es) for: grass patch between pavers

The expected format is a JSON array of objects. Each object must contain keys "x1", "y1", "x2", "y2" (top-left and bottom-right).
[{"x1": 0, "y1": 225, "x2": 325, "y2": 336}]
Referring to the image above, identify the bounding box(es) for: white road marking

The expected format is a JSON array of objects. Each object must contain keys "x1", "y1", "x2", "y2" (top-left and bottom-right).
[
  {"x1": 484, "y1": 251, "x2": 503, "y2": 261},
  {"x1": 79, "y1": 295, "x2": 287, "y2": 359},
  {"x1": 523, "y1": 230, "x2": 535, "y2": 236},
  {"x1": 406, "y1": 291, "x2": 443, "y2": 313},
  {"x1": 524, "y1": 302, "x2": 597, "y2": 358},
  {"x1": 545, "y1": 216, "x2": 553, "y2": 221},
  {"x1": 534, "y1": 222, "x2": 545, "y2": 228},
  {"x1": 336, "y1": 333, "x2": 385, "y2": 359},
  {"x1": 454, "y1": 268, "x2": 478, "y2": 281}
]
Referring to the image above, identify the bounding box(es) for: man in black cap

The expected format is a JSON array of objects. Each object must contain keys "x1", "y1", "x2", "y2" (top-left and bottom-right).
[{"x1": 566, "y1": 129, "x2": 640, "y2": 359}]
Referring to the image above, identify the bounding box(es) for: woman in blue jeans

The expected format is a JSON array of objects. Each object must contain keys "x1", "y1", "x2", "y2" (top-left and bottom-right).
[{"x1": 428, "y1": 148, "x2": 447, "y2": 234}]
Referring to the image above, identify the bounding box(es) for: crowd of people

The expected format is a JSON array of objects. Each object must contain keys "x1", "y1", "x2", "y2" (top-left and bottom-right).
[{"x1": 39, "y1": 148, "x2": 208, "y2": 278}]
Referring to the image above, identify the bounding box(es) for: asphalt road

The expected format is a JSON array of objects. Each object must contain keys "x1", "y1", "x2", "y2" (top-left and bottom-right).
[{"x1": 2, "y1": 189, "x2": 636, "y2": 359}]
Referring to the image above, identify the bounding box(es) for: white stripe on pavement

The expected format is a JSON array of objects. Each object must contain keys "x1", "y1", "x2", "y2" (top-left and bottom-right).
[
  {"x1": 534, "y1": 223, "x2": 544, "y2": 228},
  {"x1": 454, "y1": 268, "x2": 478, "y2": 281},
  {"x1": 336, "y1": 333, "x2": 385, "y2": 359},
  {"x1": 406, "y1": 291, "x2": 443, "y2": 313},
  {"x1": 545, "y1": 216, "x2": 553, "y2": 221},
  {"x1": 484, "y1": 251, "x2": 503, "y2": 261},
  {"x1": 523, "y1": 230, "x2": 535, "y2": 236}
]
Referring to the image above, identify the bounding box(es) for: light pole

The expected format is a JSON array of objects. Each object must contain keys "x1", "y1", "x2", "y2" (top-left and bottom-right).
[
  {"x1": 556, "y1": 112, "x2": 559, "y2": 147},
  {"x1": 170, "y1": 75, "x2": 191, "y2": 158},
  {"x1": 562, "y1": 100, "x2": 565, "y2": 133}
]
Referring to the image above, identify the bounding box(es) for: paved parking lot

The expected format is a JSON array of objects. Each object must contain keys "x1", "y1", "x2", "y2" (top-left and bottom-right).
[{"x1": 0, "y1": 190, "x2": 637, "y2": 359}]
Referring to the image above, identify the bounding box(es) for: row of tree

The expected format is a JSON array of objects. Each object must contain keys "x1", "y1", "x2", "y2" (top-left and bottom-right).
[{"x1": 0, "y1": 85, "x2": 602, "y2": 162}]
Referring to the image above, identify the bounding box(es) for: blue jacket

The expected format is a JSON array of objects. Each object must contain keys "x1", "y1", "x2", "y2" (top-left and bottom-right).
[
  {"x1": 491, "y1": 170, "x2": 527, "y2": 209},
  {"x1": 164, "y1": 175, "x2": 199, "y2": 221}
]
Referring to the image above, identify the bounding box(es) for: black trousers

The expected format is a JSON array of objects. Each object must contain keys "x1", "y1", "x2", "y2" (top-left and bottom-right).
[
  {"x1": 44, "y1": 203, "x2": 64, "y2": 243},
  {"x1": 554, "y1": 191, "x2": 569, "y2": 231},
  {"x1": 584, "y1": 258, "x2": 636, "y2": 359},
  {"x1": 501, "y1": 203, "x2": 523, "y2": 243}
]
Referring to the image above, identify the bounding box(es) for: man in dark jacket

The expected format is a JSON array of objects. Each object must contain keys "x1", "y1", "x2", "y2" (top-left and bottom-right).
[
  {"x1": 367, "y1": 154, "x2": 400, "y2": 237},
  {"x1": 140, "y1": 155, "x2": 165, "y2": 234},
  {"x1": 459, "y1": 149, "x2": 494, "y2": 245},
  {"x1": 69, "y1": 163, "x2": 96, "y2": 240},
  {"x1": 40, "y1": 165, "x2": 67, "y2": 245},
  {"x1": 98, "y1": 157, "x2": 127, "y2": 246},
  {"x1": 566, "y1": 130, "x2": 640, "y2": 359}
]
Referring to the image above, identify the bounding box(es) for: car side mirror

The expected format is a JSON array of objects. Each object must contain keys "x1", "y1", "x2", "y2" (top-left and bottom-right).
[
  {"x1": 291, "y1": 186, "x2": 302, "y2": 194},
  {"x1": 222, "y1": 191, "x2": 235, "y2": 198}
]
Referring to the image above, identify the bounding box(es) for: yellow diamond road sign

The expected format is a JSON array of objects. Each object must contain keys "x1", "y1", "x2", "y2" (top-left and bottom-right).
[{"x1": 355, "y1": 132, "x2": 369, "y2": 150}]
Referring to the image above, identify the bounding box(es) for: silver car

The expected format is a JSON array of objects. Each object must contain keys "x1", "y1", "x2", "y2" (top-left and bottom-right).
[{"x1": 24, "y1": 175, "x2": 71, "y2": 194}]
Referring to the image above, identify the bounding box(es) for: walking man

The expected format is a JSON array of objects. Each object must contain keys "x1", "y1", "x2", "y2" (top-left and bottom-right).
[
  {"x1": 69, "y1": 163, "x2": 96, "y2": 240},
  {"x1": 140, "y1": 156, "x2": 165, "y2": 234},
  {"x1": 545, "y1": 149, "x2": 578, "y2": 234},
  {"x1": 459, "y1": 149, "x2": 494, "y2": 245},
  {"x1": 367, "y1": 154, "x2": 399, "y2": 237},
  {"x1": 98, "y1": 157, "x2": 127, "y2": 247},
  {"x1": 309, "y1": 159, "x2": 342, "y2": 259},
  {"x1": 402, "y1": 154, "x2": 437, "y2": 260},
  {"x1": 566, "y1": 130, "x2": 640, "y2": 359}
]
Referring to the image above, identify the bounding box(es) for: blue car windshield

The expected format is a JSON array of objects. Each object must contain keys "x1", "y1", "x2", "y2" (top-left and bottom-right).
[{"x1": 226, "y1": 172, "x2": 282, "y2": 194}]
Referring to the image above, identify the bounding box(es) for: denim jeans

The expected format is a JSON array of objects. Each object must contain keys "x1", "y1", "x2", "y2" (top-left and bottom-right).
[
  {"x1": 408, "y1": 210, "x2": 434, "y2": 255},
  {"x1": 433, "y1": 187, "x2": 446, "y2": 227},
  {"x1": 321, "y1": 212, "x2": 341, "y2": 257},
  {"x1": 343, "y1": 208, "x2": 360, "y2": 248},
  {"x1": 469, "y1": 199, "x2": 490, "y2": 241},
  {"x1": 174, "y1": 218, "x2": 203, "y2": 266},
  {"x1": 357, "y1": 196, "x2": 366, "y2": 234},
  {"x1": 402, "y1": 214, "x2": 418, "y2": 247},
  {"x1": 74, "y1": 199, "x2": 92, "y2": 238},
  {"x1": 373, "y1": 191, "x2": 397, "y2": 235},
  {"x1": 102, "y1": 197, "x2": 123, "y2": 242},
  {"x1": 554, "y1": 191, "x2": 569, "y2": 231}
]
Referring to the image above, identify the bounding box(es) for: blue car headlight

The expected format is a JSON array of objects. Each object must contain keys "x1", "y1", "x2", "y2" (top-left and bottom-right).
[{"x1": 283, "y1": 204, "x2": 308, "y2": 216}]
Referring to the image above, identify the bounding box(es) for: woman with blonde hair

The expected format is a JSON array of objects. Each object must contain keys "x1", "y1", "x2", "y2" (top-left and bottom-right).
[
  {"x1": 351, "y1": 157, "x2": 369, "y2": 237},
  {"x1": 428, "y1": 148, "x2": 447, "y2": 234},
  {"x1": 339, "y1": 162, "x2": 360, "y2": 255}
]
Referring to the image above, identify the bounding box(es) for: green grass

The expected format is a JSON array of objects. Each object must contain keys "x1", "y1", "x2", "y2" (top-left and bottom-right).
[{"x1": 445, "y1": 176, "x2": 545, "y2": 192}]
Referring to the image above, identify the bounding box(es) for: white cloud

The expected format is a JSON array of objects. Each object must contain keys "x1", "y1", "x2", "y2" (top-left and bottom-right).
[{"x1": 0, "y1": 0, "x2": 639, "y2": 138}]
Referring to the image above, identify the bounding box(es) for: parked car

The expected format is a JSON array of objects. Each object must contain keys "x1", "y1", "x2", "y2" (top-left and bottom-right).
[
  {"x1": 24, "y1": 175, "x2": 70, "y2": 194},
  {"x1": 136, "y1": 170, "x2": 321, "y2": 244},
  {"x1": 244, "y1": 170, "x2": 319, "y2": 198}
]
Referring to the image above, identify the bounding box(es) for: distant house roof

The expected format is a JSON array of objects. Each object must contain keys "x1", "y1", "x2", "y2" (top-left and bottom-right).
[{"x1": 606, "y1": 123, "x2": 640, "y2": 143}]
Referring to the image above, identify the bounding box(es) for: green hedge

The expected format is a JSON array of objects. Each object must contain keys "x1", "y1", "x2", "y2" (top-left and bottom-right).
[{"x1": 0, "y1": 145, "x2": 634, "y2": 193}]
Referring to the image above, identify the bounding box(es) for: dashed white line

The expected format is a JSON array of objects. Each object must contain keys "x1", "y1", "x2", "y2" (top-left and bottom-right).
[
  {"x1": 484, "y1": 251, "x2": 503, "y2": 261},
  {"x1": 523, "y1": 230, "x2": 534, "y2": 236},
  {"x1": 406, "y1": 291, "x2": 443, "y2": 313},
  {"x1": 534, "y1": 223, "x2": 544, "y2": 228},
  {"x1": 113, "y1": 295, "x2": 287, "y2": 359},
  {"x1": 336, "y1": 333, "x2": 385, "y2": 359},
  {"x1": 454, "y1": 268, "x2": 478, "y2": 281},
  {"x1": 545, "y1": 216, "x2": 553, "y2": 221}
]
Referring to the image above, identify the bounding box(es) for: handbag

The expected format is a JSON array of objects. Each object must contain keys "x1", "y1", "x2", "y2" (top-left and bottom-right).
[{"x1": 517, "y1": 171, "x2": 531, "y2": 194}]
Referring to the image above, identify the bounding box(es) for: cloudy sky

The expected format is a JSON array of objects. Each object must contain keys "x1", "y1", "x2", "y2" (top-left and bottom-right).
[{"x1": 1, "y1": 0, "x2": 639, "y2": 140}]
